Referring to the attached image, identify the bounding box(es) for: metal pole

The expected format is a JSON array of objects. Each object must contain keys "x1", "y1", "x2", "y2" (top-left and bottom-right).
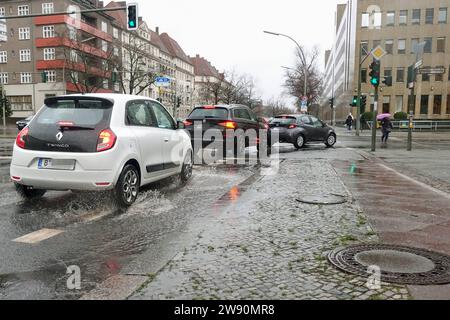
[
  {"x1": 356, "y1": 48, "x2": 362, "y2": 136},
  {"x1": 407, "y1": 87, "x2": 414, "y2": 151},
  {"x1": 371, "y1": 85, "x2": 378, "y2": 152}
]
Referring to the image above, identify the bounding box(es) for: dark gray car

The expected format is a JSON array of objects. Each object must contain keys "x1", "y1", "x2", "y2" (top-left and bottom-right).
[{"x1": 269, "y1": 115, "x2": 336, "y2": 149}]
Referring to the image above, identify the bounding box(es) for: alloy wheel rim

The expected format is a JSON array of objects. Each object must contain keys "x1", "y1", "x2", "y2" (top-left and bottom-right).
[
  {"x1": 123, "y1": 170, "x2": 138, "y2": 203},
  {"x1": 297, "y1": 136, "x2": 304, "y2": 147},
  {"x1": 183, "y1": 153, "x2": 193, "y2": 180},
  {"x1": 328, "y1": 135, "x2": 335, "y2": 145}
]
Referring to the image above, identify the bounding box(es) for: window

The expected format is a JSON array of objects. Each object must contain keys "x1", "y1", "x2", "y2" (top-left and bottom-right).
[
  {"x1": 113, "y1": 47, "x2": 119, "y2": 56},
  {"x1": 360, "y1": 41, "x2": 368, "y2": 56},
  {"x1": 18, "y1": 27, "x2": 30, "y2": 40},
  {"x1": 433, "y1": 95, "x2": 442, "y2": 115},
  {"x1": 43, "y1": 48, "x2": 55, "y2": 60},
  {"x1": 42, "y1": 3, "x2": 54, "y2": 14},
  {"x1": 420, "y1": 95, "x2": 429, "y2": 115},
  {"x1": 385, "y1": 40, "x2": 394, "y2": 54},
  {"x1": 361, "y1": 13, "x2": 370, "y2": 27},
  {"x1": 399, "y1": 10, "x2": 408, "y2": 25},
  {"x1": 44, "y1": 70, "x2": 56, "y2": 83},
  {"x1": 70, "y1": 71, "x2": 79, "y2": 83},
  {"x1": 447, "y1": 95, "x2": 450, "y2": 114},
  {"x1": 0, "y1": 51, "x2": 7, "y2": 63},
  {"x1": 412, "y1": 9, "x2": 421, "y2": 25},
  {"x1": 374, "y1": 12, "x2": 382, "y2": 27},
  {"x1": 386, "y1": 11, "x2": 395, "y2": 26},
  {"x1": 0, "y1": 72, "x2": 8, "y2": 84},
  {"x1": 18, "y1": 5, "x2": 29, "y2": 16},
  {"x1": 19, "y1": 49, "x2": 31, "y2": 62},
  {"x1": 395, "y1": 96, "x2": 404, "y2": 112},
  {"x1": 9, "y1": 96, "x2": 32, "y2": 111},
  {"x1": 437, "y1": 37, "x2": 446, "y2": 53},
  {"x1": 435, "y1": 67, "x2": 444, "y2": 82},
  {"x1": 426, "y1": 8, "x2": 434, "y2": 24},
  {"x1": 382, "y1": 96, "x2": 391, "y2": 114},
  {"x1": 398, "y1": 39, "x2": 406, "y2": 54},
  {"x1": 68, "y1": 27, "x2": 77, "y2": 40},
  {"x1": 113, "y1": 27, "x2": 119, "y2": 39},
  {"x1": 310, "y1": 116, "x2": 323, "y2": 128},
  {"x1": 361, "y1": 69, "x2": 367, "y2": 83},
  {"x1": 411, "y1": 38, "x2": 419, "y2": 54},
  {"x1": 424, "y1": 37, "x2": 432, "y2": 53},
  {"x1": 101, "y1": 21, "x2": 108, "y2": 33},
  {"x1": 43, "y1": 26, "x2": 55, "y2": 38},
  {"x1": 126, "y1": 101, "x2": 156, "y2": 127},
  {"x1": 20, "y1": 72, "x2": 32, "y2": 84},
  {"x1": 234, "y1": 108, "x2": 252, "y2": 120},
  {"x1": 372, "y1": 40, "x2": 381, "y2": 49},
  {"x1": 384, "y1": 69, "x2": 392, "y2": 81},
  {"x1": 0, "y1": 7, "x2": 5, "y2": 17},
  {"x1": 396, "y1": 68, "x2": 404, "y2": 82},
  {"x1": 151, "y1": 101, "x2": 175, "y2": 129},
  {"x1": 422, "y1": 73, "x2": 430, "y2": 82},
  {"x1": 103, "y1": 79, "x2": 108, "y2": 89},
  {"x1": 102, "y1": 40, "x2": 108, "y2": 52},
  {"x1": 439, "y1": 8, "x2": 447, "y2": 23},
  {"x1": 70, "y1": 50, "x2": 78, "y2": 62}
]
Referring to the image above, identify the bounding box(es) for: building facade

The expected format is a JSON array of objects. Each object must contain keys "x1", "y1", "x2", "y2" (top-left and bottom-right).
[{"x1": 322, "y1": 0, "x2": 450, "y2": 121}]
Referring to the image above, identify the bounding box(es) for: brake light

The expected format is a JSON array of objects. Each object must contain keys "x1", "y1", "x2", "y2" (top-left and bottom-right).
[
  {"x1": 218, "y1": 121, "x2": 237, "y2": 129},
  {"x1": 97, "y1": 129, "x2": 116, "y2": 152},
  {"x1": 203, "y1": 105, "x2": 216, "y2": 109},
  {"x1": 288, "y1": 124, "x2": 297, "y2": 129},
  {"x1": 16, "y1": 127, "x2": 29, "y2": 149},
  {"x1": 183, "y1": 120, "x2": 193, "y2": 126},
  {"x1": 58, "y1": 121, "x2": 74, "y2": 127}
]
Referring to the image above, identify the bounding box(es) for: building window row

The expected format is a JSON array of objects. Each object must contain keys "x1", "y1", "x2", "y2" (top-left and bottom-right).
[
  {"x1": 362, "y1": 8, "x2": 448, "y2": 27},
  {"x1": 361, "y1": 37, "x2": 447, "y2": 55}
]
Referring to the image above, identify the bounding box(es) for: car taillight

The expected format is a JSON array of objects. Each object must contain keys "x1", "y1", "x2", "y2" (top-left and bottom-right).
[
  {"x1": 183, "y1": 120, "x2": 193, "y2": 126},
  {"x1": 288, "y1": 124, "x2": 297, "y2": 129},
  {"x1": 16, "y1": 127, "x2": 29, "y2": 149},
  {"x1": 218, "y1": 121, "x2": 237, "y2": 129},
  {"x1": 203, "y1": 105, "x2": 216, "y2": 109},
  {"x1": 97, "y1": 129, "x2": 116, "y2": 152}
]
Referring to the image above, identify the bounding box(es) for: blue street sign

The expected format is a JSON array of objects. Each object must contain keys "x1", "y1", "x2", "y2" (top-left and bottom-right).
[{"x1": 155, "y1": 77, "x2": 171, "y2": 87}]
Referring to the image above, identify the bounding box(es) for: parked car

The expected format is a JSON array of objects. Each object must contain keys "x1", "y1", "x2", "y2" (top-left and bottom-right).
[
  {"x1": 10, "y1": 94, "x2": 193, "y2": 207},
  {"x1": 269, "y1": 114, "x2": 336, "y2": 149},
  {"x1": 16, "y1": 116, "x2": 33, "y2": 131},
  {"x1": 183, "y1": 104, "x2": 271, "y2": 157}
]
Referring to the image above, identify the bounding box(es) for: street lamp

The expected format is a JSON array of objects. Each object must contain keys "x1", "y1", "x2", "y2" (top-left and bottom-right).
[{"x1": 264, "y1": 30, "x2": 308, "y2": 104}]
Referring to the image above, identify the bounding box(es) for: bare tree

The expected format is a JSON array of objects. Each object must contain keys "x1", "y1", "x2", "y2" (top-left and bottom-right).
[
  {"x1": 61, "y1": 30, "x2": 115, "y2": 93},
  {"x1": 263, "y1": 97, "x2": 294, "y2": 117},
  {"x1": 197, "y1": 73, "x2": 226, "y2": 105},
  {"x1": 284, "y1": 46, "x2": 323, "y2": 111},
  {"x1": 115, "y1": 32, "x2": 158, "y2": 95},
  {"x1": 221, "y1": 71, "x2": 261, "y2": 107}
]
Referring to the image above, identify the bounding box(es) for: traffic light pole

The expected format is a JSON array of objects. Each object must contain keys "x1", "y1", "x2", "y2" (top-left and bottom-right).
[
  {"x1": 407, "y1": 80, "x2": 415, "y2": 152},
  {"x1": 371, "y1": 85, "x2": 379, "y2": 152},
  {"x1": 356, "y1": 46, "x2": 371, "y2": 136}
]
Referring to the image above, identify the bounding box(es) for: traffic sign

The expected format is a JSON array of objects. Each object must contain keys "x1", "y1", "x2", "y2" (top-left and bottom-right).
[
  {"x1": 414, "y1": 60, "x2": 423, "y2": 69},
  {"x1": 371, "y1": 45, "x2": 386, "y2": 60},
  {"x1": 155, "y1": 77, "x2": 171, "y2": 87},
  {"x1": 418, "y1": 67, "x2": 446, "y2": 75}
]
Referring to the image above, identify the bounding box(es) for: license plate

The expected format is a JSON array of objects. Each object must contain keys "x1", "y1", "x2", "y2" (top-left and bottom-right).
[{"x1": 38, "y1": 158, "x2": 75, "y2": 171}]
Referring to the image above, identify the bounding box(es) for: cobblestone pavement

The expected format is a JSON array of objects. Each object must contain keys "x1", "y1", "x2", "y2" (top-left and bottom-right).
[{"x1": 130, "y1": 159, "x2": 411, "y2": 300}]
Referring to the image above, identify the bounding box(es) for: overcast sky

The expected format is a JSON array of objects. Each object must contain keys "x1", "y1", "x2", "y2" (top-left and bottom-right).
[{"x1": 105, "y1": 0, "x2": 343, "y2": 107}]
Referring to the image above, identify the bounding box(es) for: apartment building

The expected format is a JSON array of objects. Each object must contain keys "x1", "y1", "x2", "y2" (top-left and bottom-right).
[
  {"x1": 322, "y1": 0, "x2": 450, "y2": 121},
  {"x1": 0, "y1": 0, "x2": 119, "y2": 118}
]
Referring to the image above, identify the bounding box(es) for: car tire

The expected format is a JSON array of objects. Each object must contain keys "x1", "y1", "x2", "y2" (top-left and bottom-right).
[
  {"x1": 15, "y1": 183, "x2": 46, "y2": 200},
  {"x1": 294, "y1": 134, "x2": 305, "y2": 149},
  {"x1": 180, "y1": 151, "x2": 193, "y2": 183},
  {"x1": 114, "y1": 164, "x2": 140, "y2": 207},
  {"x1": 325, "y1": 134, "x2": 337, "y2": 148}
]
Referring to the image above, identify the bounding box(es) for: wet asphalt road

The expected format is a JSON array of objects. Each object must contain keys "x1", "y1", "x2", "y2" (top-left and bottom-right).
[{"x1": 0, "y1": 131, "x2": 449, "y2": 300}]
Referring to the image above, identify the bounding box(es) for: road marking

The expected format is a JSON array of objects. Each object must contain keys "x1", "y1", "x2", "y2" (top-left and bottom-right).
[
  {"x1": 0, "y1": 156, "x2": 12, "y2": 160},
  {"x1": 13, "y1": 228, "x2": 64, "y2": 244},
  {"x1": 377, "y1": 163, "x2": 450, "y2": 200}
]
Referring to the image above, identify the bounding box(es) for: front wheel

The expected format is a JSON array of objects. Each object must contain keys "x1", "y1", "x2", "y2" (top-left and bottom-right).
[
  {"x1": 180, "y1": 151, "x2": 193, "y2": 183},
  {"x1": 114, "y1": 164, "x2": 140, "y2": 207},
  {"x1": 15, "y1": 183, "x2": 46, "y2": 200},
  {"x1": 325, "y1": 134, "x2": 337, "y2": 148}
]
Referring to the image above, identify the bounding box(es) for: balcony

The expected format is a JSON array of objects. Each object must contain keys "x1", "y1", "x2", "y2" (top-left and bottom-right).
[
  {"x1": 34, "y1": 15, "x2": 112, "y2": 42},
  {"x1": 36, "y1": 37, "x2": 110, "y2": 59},
  {"x1": 36, "y1": 59, "x2": 111, "y2": 78}
]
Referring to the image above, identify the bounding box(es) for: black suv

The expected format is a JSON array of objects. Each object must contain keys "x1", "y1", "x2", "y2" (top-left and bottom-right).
[
  {"x1": 184, "y1": 105, "x2": 270, "y2": 158},
  {"x1": 269, "y1": 114, "x2": 336, "y2": 149}
]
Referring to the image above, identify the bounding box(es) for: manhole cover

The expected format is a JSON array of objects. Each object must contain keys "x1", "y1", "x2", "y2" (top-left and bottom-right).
[
  {"x1": 296, "y1": 194, "x2": 347, "y2": 205},
  {"x1": 328, "y1": 244, "x2": 450, "y2": 285}
]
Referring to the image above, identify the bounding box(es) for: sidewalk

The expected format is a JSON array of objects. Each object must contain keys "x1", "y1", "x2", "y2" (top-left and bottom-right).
[{"x1": 129, "y1": 159, "x2": 410, "y2": 300}]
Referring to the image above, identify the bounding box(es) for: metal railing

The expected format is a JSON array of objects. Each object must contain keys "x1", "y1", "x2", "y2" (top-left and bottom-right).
[{"x1": 367, "y1": 120, "x2": 450, "y2": 131}]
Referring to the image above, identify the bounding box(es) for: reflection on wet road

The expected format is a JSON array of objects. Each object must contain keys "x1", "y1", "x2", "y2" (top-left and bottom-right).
[{"x1": 0, "y1": 160, "x2": 258, "y2": 300}]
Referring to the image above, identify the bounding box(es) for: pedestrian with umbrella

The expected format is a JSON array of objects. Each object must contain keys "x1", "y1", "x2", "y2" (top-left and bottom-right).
[
  {"x1": 378, "y1": 113, "x2": 393, "y2": 146},
  {"x1": 345, "y1": 113, "x2": 354, "y2": 133}
]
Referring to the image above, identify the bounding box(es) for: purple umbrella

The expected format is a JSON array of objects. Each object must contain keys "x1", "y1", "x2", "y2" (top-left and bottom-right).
[{"x1": 377, "y1": 113, "x2": 392, "y2": 120}]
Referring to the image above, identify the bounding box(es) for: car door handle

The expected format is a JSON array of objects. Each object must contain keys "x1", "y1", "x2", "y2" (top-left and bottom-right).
[{"x1": 164, "y1": 138, "x2": 169, "y2": 142}]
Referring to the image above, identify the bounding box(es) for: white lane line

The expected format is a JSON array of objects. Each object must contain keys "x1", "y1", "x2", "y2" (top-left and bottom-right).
[
  {"x1": 0, "y1": 156, "x2": 12, "y2": 160},
  {"x1": 13, "y1": 228, "x2": 64, "y2": 244},
  {"x1": 377, "y1": 163, "x2": 450, "y2": 200}
]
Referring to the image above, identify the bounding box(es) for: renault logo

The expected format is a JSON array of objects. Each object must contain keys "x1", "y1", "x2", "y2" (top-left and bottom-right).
[{"x1": 56, "y1": 132, "x2": 64, "y2": 141}]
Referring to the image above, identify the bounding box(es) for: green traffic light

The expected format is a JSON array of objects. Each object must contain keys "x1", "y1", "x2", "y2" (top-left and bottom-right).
[
  {"x1": 370, "y1": 78, "x2": 379, "y2": 86},
  {"x1": 129, "y1": 21, "x2": 135, "y2": 27}
]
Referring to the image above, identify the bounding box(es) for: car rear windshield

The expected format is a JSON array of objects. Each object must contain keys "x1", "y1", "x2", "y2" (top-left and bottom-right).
[
  {"x1": 271, "y1": 117, "x2": 296, "y2": 125},
  {"x1": 189, "y1": 107, "x2": 229, "y2": 119},
  {"x1": 34, "y1": 99, "x2": 113, "y2": 128}
]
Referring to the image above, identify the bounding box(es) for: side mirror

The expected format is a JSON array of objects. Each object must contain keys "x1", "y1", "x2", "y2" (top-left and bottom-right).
[{"x1": 177, "y1": 120, "x2": 185, "y2": 130}]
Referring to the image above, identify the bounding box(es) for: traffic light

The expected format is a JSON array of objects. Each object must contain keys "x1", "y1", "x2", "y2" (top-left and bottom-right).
[
  {"x1": 127, "y1": 4, "x2": 138, "y2": 30},
  {"x1": 369, "y1": 60, "x2": 381, "y2": 87},
  {"x1": 360, "y1": 95, "x2": 367, "y2": 113},
  {"x1": 329, "y1": 97, "x2": 334, "y2": 109},
  {"x1": 383, "y1": 76, "x2": 392, "y2": 87},
  {"x1": 350, "y1": 96, "x2": 358, "y2": 107}
]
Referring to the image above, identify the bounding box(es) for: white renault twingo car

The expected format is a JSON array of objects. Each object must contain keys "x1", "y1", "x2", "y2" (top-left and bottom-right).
[{"x1": 10, "y1": 94, "x2": 193, "y2": 207}]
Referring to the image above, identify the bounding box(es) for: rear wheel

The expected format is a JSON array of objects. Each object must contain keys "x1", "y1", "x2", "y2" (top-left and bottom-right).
[
  {"x1": 15, "y1": 183, "x2": 46, "y2": 200},
  {"x1": 325, "y1": 134, "x2": 336, "y2": 148},
  {"x1": 180, "y1": 151, "x2": 193, "y2": 183},
  {"x1": 114, "y1": 164, "x2": 140, "y2": 207},
  {"x1": 294, "y1": 134, "x2": 305, "y2": 149}
]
